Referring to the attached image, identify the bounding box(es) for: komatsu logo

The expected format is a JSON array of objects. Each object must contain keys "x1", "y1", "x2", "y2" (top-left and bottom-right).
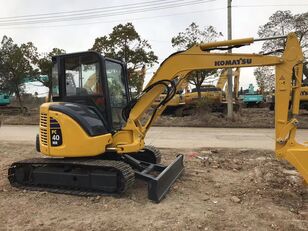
[{"x1": 214, "y1": 58, "x2": 252, "y2": 66}]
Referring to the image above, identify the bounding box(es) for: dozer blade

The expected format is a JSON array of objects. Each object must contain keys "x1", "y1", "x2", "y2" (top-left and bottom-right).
[{"x1": 124, "y1": 154, "x2": 184, "y2": 202}]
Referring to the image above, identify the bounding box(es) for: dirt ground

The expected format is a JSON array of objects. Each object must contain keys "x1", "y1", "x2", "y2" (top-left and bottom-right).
[
  {"x1": 0, "y1": 141, "x2": 307, "y2": 230},
  {"x1": 155, "y1": 107, "x2": 308, "y2": 129},
  {"x1": 4, "y1": 107, "x2": 308, "y2": 129}
]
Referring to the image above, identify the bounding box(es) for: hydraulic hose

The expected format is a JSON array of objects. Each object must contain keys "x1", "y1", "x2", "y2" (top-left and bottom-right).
[{"x1": 122, "y1": 79, "x2": 176, "y2": 129}]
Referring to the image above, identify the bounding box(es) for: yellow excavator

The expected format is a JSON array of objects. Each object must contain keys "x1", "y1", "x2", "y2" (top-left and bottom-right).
[
  {"x1": 152, "y1": 79, "x2": 187, "y2": 116},
  {"x1": 268, "y1": 62, "x2": 308, "y2": 110},
  {"x1": 8, "y1": 33, "x2": 307, "y2": 202},
  {"x1": 181, "y1": 68, "x2": 241, "y2": 114},
  {"x1": 216, "y1": 67, "x2": 240, "y2": 100},
  {"x1": 157, "y1": 68, "x2": 240, "y2": 116}
]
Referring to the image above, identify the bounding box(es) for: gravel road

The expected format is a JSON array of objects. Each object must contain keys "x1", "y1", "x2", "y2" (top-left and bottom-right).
[{"x1": 1, "y1": 125, "x2": 308, "y2": 150}]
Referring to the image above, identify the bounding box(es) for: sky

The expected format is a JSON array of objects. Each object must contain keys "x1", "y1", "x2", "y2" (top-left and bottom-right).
[{"x1": 0, "y1": 0, "x2": 307, "y2": 95}]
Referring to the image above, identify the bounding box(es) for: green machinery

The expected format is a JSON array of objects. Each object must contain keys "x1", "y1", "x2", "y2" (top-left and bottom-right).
[
  {"x1": 240, "y1": 84, "x2": 264, "y2": 107},
  {"x1": 0, "y1": 93, "x2": 10, "y2": 106}
]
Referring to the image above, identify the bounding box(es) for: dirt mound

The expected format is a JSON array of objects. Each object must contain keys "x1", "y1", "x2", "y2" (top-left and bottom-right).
[{"x1": 155, "y1": 108, "x2": 275, "y2": 128}]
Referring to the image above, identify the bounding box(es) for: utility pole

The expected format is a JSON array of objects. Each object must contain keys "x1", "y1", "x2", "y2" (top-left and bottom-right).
[{"x1": 227, "y1": 0, "x2": 233, "y2": 118}]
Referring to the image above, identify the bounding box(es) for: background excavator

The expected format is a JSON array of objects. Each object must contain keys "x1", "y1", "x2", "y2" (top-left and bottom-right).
[
  {"x1": 268, "y1": 62, "x2": 308, "y2": 110},
  {"x1": 8, "y1": 33, "x2": 307, "y2": 202},
  {"x1": 155, "y1": 67, "x2": 240, "y2": 116},
  {"x1": 184, "y1": 68, "x2": 241, "y2": 113},
  {"x1": 239, "y1": 83, "x2": 265, "y2": 107},
  {"x1": 0, "y1": 92, "x2": 28, "y2": 114},
  {"x1": 0, "y1": 93, "x2": 10, "y2": 106},
  {"x1": 216, "y1": 67, "x2": 240, "y2": 101}
]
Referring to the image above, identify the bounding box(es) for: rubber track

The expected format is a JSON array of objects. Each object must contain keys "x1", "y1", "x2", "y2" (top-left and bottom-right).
[
  {"x1": 128, "y1": 145, "x2": 162, "y2": 164},
  {"x1": 144, "y1": 145, "x2": 161, "y2": 164},
  {"x1": 8, "y1": 158, "x2": 135, "y2": 197}
]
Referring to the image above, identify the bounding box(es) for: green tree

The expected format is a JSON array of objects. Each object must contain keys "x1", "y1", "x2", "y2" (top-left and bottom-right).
[
  {"x1": 254, "y1": 66, "x2": 275, "y2": 92},
  {"x1": 90, "y1": 22, "x2": 157, "y2": 93},
  {"x1": 0, "y1": 36, "x2": 36, "y2": 111},
  {"x1": 20, "y1": 42, "x2": 66, "y2": 101},
  {"x1": 171, "y1": 22, "x2": 222, "y2": 98},
  {"x1": 35, "y1": 48, "x2": 66, "y2": 101},
  {"x1": 256, "y1": 10, "x2": 308, "y2": 91}
]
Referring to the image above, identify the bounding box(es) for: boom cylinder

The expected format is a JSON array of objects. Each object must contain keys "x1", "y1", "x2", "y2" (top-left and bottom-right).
[
  {"x1": 200, "y1": 35, "x2": 288, "y2": 51},
  {"x1": 200, "y1": 37, "x2": 254, "y2": 51}
]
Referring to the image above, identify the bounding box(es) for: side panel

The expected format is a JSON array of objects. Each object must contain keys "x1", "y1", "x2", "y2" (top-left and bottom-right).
[{"x1": 39, "y1": 103, "x2": 113, "y2": 157}]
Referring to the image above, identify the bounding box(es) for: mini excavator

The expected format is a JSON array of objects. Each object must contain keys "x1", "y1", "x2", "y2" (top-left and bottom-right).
[{"x1": 8, "y1": 33, "x2": 308, "y2": 202}]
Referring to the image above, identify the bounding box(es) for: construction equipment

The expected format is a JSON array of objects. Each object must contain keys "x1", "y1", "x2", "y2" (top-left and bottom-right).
[
  {"x1": 216, "y1": 67, "x2": 240, "y2": 100},
  {"x1": 269, "y1": 87, "x2": 308, "y2": 111},
  {"x1": 153, "y1": 80, "x2": 187, "y2": 116},
  {"x1": 239, "y1": 83, "x2": 264, "y2": 107},
  {"x1": 157, "y1": 68, "x2": 240, "y2": 116},
  {"x1": 182, "y1": 68, "x2": 241, "y2": 114},
  {"x1": 9, "y1": 33, "x2": 308, "y2": 203},
  {"x1": 0, "y1": 93, "x2": 10, "y2": 106},
  {"x1": 184, "y1": 84, "x2": 222, "y2": 104},
  {"x1": 268, "y1": 62, "x2": 308, "y2": 110},
  {"x1": 0, "y1": 93, "x2": 28, "y2": 114},
  {"x1": 233, "y1": 68, "x2": 240, "y2": 100}
]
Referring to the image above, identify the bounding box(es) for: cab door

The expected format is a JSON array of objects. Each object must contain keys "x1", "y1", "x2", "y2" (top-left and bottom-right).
[{"x1": 105, "y1": 59, "x2": 130, "y2": 130}]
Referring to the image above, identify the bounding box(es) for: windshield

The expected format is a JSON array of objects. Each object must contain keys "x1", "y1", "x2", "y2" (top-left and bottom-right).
[{"x1": 64, "y1": 53, "x2": 101, "y2": 96}]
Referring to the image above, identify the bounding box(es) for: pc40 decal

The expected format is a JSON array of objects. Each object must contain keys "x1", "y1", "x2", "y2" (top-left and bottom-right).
[
  {"x1": 214, "y1": 58, "x2": 252, "y2": 67},
  {"x1": 50, "y1": 129, "x2": 62, "y2": 146},
  {"x1": 50, "y1": 117, "x2": 63, "y2": 146}
]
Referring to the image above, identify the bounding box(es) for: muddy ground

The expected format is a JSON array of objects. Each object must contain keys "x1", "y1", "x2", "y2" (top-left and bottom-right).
[
  {"x1": 155, "y1": 107, "x2": 308, "y2": 129},
  {"x1": 0, "y1": 141, "x2": 307, "y2": 230}
]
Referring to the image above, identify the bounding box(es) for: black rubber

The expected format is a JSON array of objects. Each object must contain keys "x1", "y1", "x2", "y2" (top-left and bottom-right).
[
  {"x1": 35, "y1": 134, "x2": 40, "y2": 152},
  {"x1": 49, "y1": 103, "x2": 108, "y2": 136},
  {"x1": 8, "y1": 158, "x2": 135, "y2": 196},
  {"x1": 128, "y1": 145, "x2": 161, "y2": 164}
]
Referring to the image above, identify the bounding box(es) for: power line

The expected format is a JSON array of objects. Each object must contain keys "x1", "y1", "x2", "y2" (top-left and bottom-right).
[
  {"x1": 0, "y1": 7, "x2": 225, "y2": 30},
  {"x1": 0, "y1": 0, "x2": 201, "y2": 20},
  {"x1": 0, "y1": 0, "x2": 183, "y2": 20},
  {"x1": 0, "y1": 0, "x2": 215, "y2": 26},
  {"x1": 0, "y1": 0, "x2": 196, "y2": 22},
  {"x1": 233, "y1": 4, "x2": 308, "y2": 8},
  {"x1": 1, "y1": 2, "x2": 306, "y2": 29},
  {"x1": 0, "y1": 0, "x2": 211, "y2": 25}
]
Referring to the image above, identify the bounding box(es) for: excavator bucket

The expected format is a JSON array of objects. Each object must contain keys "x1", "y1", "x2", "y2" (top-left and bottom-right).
[
  {"x1": 285, "y1": 149, "x2": 308, "y2": 183},
  {"x1": 124, "y1": 154, "x2": 184, "y2": 202}
]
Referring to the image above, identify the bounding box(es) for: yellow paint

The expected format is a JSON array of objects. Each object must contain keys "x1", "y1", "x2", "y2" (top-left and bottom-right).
[
  {"x1": 200, "y1": 37, "x2": 254, "y2": 50},
  {"x1": 39, "y1": 103, "x2": 112, "y2": 157}
]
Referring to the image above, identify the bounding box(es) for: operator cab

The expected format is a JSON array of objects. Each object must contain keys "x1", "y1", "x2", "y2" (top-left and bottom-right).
[{"x1": 51, "y1": 51, "x2": 130, "y2": 133}]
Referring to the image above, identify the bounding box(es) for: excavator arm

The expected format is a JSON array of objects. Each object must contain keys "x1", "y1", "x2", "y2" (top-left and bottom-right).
[
  {"x1": 112, "y1": 33, "x2": 308, "y2": 182},
  {"x1": 233, "y1": 68, "x2": 240, "y2": 99},
  {"x1": 216, "y1": 67, "x2": 240, "y2": 99}
]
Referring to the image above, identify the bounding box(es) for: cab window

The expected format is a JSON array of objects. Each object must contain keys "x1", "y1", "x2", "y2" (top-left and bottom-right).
[
  {"x1": 64, "y1": 54, "x2": 101, "y2": 96},
  {"x1": 106, "y1": 60, "x2": 128, "y2": 129},
  {"x1": 51, "y1": 63, "x2": 59, "y2": 97}
]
